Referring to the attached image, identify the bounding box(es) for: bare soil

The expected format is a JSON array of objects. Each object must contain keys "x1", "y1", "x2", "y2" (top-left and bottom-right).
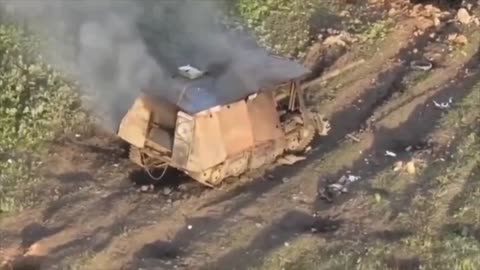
[{"x1": 2, "y1": 1, "x2": 480, "y2": 270}]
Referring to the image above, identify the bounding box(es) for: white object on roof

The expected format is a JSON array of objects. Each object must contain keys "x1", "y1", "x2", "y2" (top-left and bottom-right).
[{"x1": 178, "y1": 65, "x2": 204, "y2": 79}]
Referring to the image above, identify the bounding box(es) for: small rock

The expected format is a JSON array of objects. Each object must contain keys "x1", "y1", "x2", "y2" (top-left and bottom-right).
[
  {"x1": 457, "y1": 8, "x2": 471, "y2": 25},
  {"x1": 178, "y1": 184, "x2": 188, "y2": 191},
  {"x1": 415, "y1": 17, "x2": 434, "y2": 30},
  {"x1": 449, "y1": 33, "x2": 468, "y2": 45},
  {"x1": 385, "y1": 150, "x2": 397, "y2": 157},
  {"x1": 140, "y1": 185, "x2": 149, "y2": 192},
  {"x1": 406, "y1": 161, "x2": 416, "y2": 175},
  {"x1": 323, "y1": 35, "x2": 347, "y2": 47},
  {"x1": 411, "y1": 4, "x2": 423, "y2": 16},
  {"x1": 455, "y1": 34, "x2": 468, "y2": 45},
  {"x1": 163, "y1": 187, "x2": 172, "y2": 195},
  {"x1": 388, "y1": 8, "x2": 397, "y2": 16},
  {"x1": 187, "y1": 225, "x2": 193, "y2": 230},
  {"x1": 339, "y1": 10, "x2": 350, "y2": 17},
  {"x1": 393, "y1": 161, "x2": 403, "y2": 172},
  {"x1": 425, "y1": 4, "x2": 441, "y2": 15},
  {"x1": 473, "y1": 17, "x2": 480, "y2": 26}
]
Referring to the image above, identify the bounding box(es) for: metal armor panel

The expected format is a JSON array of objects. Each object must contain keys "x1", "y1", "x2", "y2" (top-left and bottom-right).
[
  {"x1": 186, "y1": 108, "x2": 228, "y2": 172},
  {"x1": 117, "y1": 96, "x2": 151, "y2": 148},
  {"x1": 246, "y1": 92, "x2": 284, "y2": 145},
  {"x1": 217, "y1": 100, "x2": 255, "y2": 157}
]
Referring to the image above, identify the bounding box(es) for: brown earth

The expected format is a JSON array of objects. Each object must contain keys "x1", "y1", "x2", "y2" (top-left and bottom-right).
[{"x1": 1, "y1": 1, "x2": 480, "y2": 270}]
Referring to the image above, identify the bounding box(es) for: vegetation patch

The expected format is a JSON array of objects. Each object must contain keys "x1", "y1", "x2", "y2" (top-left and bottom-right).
[{"x1": 0, "y1": 23, "x2": 87, "y2": 214}]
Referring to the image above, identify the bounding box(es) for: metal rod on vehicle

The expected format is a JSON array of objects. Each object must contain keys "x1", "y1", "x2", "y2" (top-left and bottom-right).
[{"x1": 288, "y1": 80, "x2": 296, "y2": 110}]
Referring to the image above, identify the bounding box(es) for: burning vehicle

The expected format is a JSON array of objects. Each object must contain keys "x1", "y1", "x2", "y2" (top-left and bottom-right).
[{"x1": 117, "y1": 59, "x2": 330, "y2": 187}]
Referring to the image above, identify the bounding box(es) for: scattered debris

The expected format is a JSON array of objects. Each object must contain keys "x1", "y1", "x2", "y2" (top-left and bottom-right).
[
  {"x1": 474, "y1": 17, "x2": 480, "y2": 26},
  {"x1": 277, "y1": 154, "x2": 306, "y2": 165},
  {"x1": 163, "y1": 187, "x2": 173, "y2": 196},
  {"x1": 448, "y1": 33, "x2": 468, "y2": 45},
  {"x1": 328, "y1": 183, "x2": 348, "y2": 193},
  {"x1": 433, "y1": 97, "x2": 453, "y2": 109},
  {"x1": 415, "y1": 16, "x2": 434, "y2": 31},
  {"x1": 406, "y1": 160, "x2": 416, "y2": 175},
  {"x1": 392, "y1": 160, "x2": 417, "y2": 174},
  {"x1": 178, "y1": 65, "x2": 204, "y2": 79},
  {"x1": 346, "y1": 174, "x2": 361, "y2": 183},
  {"x1": 322, "y1": 31, "x2": 358, "y2": 48},
  {"x1": 410, "y1": 60, "x2": 432, "y2": 71},
  {"x1": 456, "y1": 8, "x2": 471, "y2": 25},
  {"x1": 374, "y1": 193, "x2": 382, "y2": 203},
  {"x1": 385, "y1": 150, "x2": 397, "y2": 157},
  {"x1": 321, "y1": 173, "x2": 362, "y2": 202},
  {"x1": 393, "y1": 161, "x2": 404, "y2": 172},
  {"x1": 346, "y1": 133, "x2": 361, "y2": 142},
  {"x1": 138, "y1": 184, "x2": 154, "y2": 193},
  {"x1": 323, "y1": 35, "x2": 348, "y2": 47}
]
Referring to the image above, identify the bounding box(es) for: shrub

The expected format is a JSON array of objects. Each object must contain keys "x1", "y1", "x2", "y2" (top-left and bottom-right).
[{"x1": 0, "y1": 23, "x2": 85, "y2": 213}]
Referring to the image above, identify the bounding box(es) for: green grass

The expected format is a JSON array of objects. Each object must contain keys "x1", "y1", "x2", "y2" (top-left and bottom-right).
[{"x1": 0, "y1": 23, "x2": 88, "y2": 214}]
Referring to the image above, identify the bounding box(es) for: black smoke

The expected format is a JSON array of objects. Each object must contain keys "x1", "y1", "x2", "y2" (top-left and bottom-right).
[{"x1": 1, "y1": 0, "x2": 309, "y2": 131}]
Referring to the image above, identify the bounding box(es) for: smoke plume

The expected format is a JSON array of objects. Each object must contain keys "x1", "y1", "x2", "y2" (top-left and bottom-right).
[{"x1": 1, "y1": 0, "x2": 309, "y2": 131}]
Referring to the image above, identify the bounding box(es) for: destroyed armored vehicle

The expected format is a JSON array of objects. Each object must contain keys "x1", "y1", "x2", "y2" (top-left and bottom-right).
[{"x1": 117, "y1": 60, "x2": 330, "y2": 187}]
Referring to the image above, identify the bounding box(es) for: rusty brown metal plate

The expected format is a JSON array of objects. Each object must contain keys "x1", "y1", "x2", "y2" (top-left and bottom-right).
[
  {"x1": 117, "y1": 96, "x2": 151, "y2": 148},
  {"x1": 246, "y1": 91, "x2": 284, "y2": 145},
  {"x1": 186, "y1": 108, "x2": 227, "y2": 172},
  {"x1": 217, "y1": 100, "x2": 255, "y2": 157}
]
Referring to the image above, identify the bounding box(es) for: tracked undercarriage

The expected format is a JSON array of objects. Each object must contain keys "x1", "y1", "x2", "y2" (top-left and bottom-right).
[{"x1": 117, "y1": 67, "x2": 330, "y2": 187}]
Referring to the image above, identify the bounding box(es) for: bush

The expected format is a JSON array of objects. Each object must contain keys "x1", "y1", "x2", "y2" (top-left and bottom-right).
[
  {"x1": 0, "y1": 23, "x2": 85, "y2": 213},
  {"x1": 236, "y1": 0, "x2": 316, "y2": 57},
  {"x1": 0, "y1": 24, "x2": 85, "y2": 153}
]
